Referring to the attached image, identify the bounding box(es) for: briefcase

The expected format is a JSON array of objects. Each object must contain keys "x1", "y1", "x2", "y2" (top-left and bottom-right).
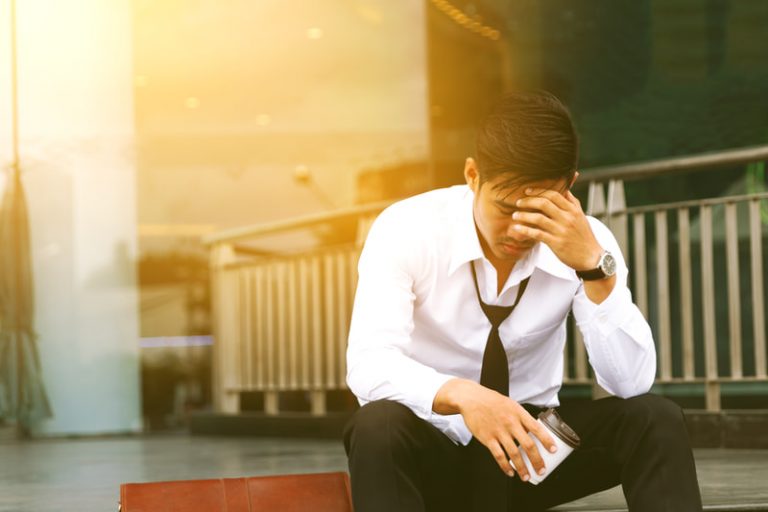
[{"x1": 119, "y1": 471, "x2": 353, "y2": 512}]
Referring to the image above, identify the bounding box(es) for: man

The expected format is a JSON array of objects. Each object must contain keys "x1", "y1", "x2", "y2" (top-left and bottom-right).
[{"x1": 344, "y1": 91, "x2": 702, "y2": 512}]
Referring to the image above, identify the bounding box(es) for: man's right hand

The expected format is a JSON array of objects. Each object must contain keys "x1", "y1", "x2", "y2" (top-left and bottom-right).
[{"x1": 432, "y1": 378, "x2": 558, "y2": 481}]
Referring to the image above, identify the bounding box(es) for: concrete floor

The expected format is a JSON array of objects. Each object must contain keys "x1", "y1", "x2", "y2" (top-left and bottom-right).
[{"x1": 0, "y1": 433, "x2": 766, "y2": 512}]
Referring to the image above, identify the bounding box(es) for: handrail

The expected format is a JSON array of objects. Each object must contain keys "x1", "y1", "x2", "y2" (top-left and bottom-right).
[
  {"x1": 204, "y1": 144, "x2": 768, "y2": 245},
  {"x1": 202, "y1": 199, "x2": 392, "y2": 246},
  {"x1": 580, "y1": 144, "x2": 768, "y2": 184},
  {"x1": 624, "y1": 191, "x2": 768, "y2": 215}
]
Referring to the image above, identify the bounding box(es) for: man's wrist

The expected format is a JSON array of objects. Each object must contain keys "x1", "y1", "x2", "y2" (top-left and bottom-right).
[
  {"x1": 575, "y1": 245, "x2": 604, "y2": 272},
  {"x1": 582, "y1": 274, "x2": 617, "y2": 304},
  {"x1": 433, "y1": 378, "x2": 479, "y2": 415}
]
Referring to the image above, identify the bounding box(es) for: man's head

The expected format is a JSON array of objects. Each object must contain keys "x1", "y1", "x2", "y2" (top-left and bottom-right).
[{"x1": 465, "y1": 91, "x2": 579, "y2": 264}]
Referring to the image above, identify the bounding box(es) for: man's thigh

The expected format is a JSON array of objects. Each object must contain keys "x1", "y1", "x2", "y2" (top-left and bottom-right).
[{"x1": 344, "y1": 400, "x2": 471, "y2": 512}]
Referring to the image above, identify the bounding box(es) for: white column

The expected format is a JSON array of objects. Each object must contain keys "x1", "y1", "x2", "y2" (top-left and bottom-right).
[{"x1": 0, "y1": 0, "x2": 141, "y2": 435}]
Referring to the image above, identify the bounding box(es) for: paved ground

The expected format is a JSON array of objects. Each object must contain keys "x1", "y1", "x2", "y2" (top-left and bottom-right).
[{"x1": 0, "y1": 432, "x2": 766, "y2": 511}]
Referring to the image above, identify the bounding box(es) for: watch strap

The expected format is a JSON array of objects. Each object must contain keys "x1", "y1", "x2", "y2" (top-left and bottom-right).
[{"x1": 575, "y1": 267, "x2": 607, "y2": 281}]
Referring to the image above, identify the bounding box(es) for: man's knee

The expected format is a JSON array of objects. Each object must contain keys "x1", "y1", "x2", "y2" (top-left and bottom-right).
[
  {"x1": 621, "y1": 393, "x2": 688, "y2": 441},
  {"x1": 343, "y1": 400, "x2": 419, "y2": 456}
]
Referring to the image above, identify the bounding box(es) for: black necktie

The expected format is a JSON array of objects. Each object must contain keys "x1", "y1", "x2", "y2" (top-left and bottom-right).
[
  {"x1": 467, "y1": 263, "x2": 530, "y2": 512},
  {"x1": 470, "y1": 262, "x2": 530, "y2": 395},
  {"x1": 467, "y1": 262, "x2": 531, "y2": 512}
]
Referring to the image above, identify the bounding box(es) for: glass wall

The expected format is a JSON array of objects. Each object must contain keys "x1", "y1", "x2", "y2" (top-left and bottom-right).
[
  {"x1": 131, "y1": 0, "x2": 429, "y2": 427},
  {"x1": 427, "y1": 0, "x2": 768, "y2": 194},
  {"x1": 0, "y1": 0, "x2": 141, "y2": 435},
  {"x1": 0, "y1": 0, "x2": 429, "y2": 433}
]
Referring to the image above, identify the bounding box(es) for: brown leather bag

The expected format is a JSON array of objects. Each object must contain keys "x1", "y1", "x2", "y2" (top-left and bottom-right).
[{"x1": 119, "y1": 471, "x2": 353, "y2": 512}]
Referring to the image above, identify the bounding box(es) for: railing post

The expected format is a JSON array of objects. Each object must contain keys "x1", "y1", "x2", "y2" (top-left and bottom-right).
[
  {"x1": 310, "y1": 390, "x2": 327, "y2": 416},
  {"x1": 700, "y1": 206, "x2": 721, "y2": 412},
  {"x1": 356, "y1": 213, "x2": 378, "y2": 247},
  {"x1": 724, "y1": 203, "x2": 743, "y2": 379},
  {"x1": 655, "y1": 210, "x2": 672, "y2": 381},
  {"x1": 586, "y1": 181, "x2": 606, "y2": 219},
  {"x1": 210, "y1": 243, "x2": 241, "y2": 413},
  {"x1": 750, "y1": 199, "x2": 766, "y2": 378},
  {"x1": 607, "y1": 179, "x2": 629, "y2": 258}
]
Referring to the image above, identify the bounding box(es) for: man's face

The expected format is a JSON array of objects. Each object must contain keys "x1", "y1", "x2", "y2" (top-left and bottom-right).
[{"x1": 465, "y1": 160, "x2": 569, "y2": 264}]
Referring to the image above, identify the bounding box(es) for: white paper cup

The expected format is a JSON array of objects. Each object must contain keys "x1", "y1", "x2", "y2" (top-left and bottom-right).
[{"x1": 511, "y1": 408, "x2": 580, "y2": 485}]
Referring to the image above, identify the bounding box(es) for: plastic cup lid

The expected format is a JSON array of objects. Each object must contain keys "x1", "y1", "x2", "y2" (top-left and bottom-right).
[{"x1": 538, "y1": 408, "x2": 581, "y2": 448}]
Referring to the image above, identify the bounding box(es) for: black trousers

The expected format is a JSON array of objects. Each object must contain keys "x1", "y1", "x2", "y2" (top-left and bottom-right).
[{"x1": 343, "y1": 394, "x2": 703, "y2": 512}]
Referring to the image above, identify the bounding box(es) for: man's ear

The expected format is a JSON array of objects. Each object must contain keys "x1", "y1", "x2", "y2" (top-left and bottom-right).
[
  {"x1": 464, "y1": 157, "x2": 480, "y2": 191},
  {"x1": 569, "y1": 171, "x2": 580, "y2": 189}
]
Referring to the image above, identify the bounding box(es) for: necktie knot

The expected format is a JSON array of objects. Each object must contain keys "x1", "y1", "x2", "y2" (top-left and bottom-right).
[{"x1": 481, "y1": 303, "x2": 516, "y2": 329}]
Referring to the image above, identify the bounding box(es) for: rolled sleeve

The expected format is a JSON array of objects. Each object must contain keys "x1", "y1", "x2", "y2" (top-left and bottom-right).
[
  {"x1": 572, "y1": 219, "x2": 657, "y2": 398},
  {"x1": 573, "y1": 277, "x2": 635, "y2": 337}
]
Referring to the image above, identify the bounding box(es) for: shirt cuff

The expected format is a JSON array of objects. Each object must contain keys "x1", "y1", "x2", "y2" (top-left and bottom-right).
[
  {"x1": 429, "y1": 413, "x2": 473, "y2": 446},
  {"x1": 416, "y1": 372, "x2": 457, "y2": 420}
]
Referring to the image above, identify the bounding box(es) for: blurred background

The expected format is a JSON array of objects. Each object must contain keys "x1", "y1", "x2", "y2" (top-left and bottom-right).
[{"x1": 0, "y1": 0, "x2": 766, "y2": 437}]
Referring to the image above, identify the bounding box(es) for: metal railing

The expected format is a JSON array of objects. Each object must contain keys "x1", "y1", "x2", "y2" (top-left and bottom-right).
[{"x1": 205, "y1": 145, "x2": 768, "y2": 414}]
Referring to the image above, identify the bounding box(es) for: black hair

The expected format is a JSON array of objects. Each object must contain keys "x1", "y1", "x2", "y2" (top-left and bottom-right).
[{"x1": 475, "y1": 90, "x2": 579, "y2": 192}]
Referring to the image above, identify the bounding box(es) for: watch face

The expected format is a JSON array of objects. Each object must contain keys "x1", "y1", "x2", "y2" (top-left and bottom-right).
[{"x1": 600, "y1": 252, "x2": 617, "y2": 276}]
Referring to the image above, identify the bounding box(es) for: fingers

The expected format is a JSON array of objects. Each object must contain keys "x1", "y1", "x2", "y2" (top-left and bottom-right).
[
  {"x1": 522, "y1": 414, "x2": 558, "y2": 455},
  {"x1": 512, "y1": 223, "x2": 554, "y2": 246},
  {"x1": 515, "y1": 196, "x2": 563, "y2": 219},
  {"x1": 484, "y1": 427, "x2": 537, "y2": 482},
  {"x1": 512, "y1": 211, "x2": 559, "y2": 235},
  {"x1": 516, "y1": 188, "x2": 582, "y2": 219},
  {"x1": 467, "y1": 398, "x2": 558, "y2": 483},
  {"x1": 508, "y1": 410, "x2": 557, "y2": 481},
  {"x1": 565, "y1": 189, "x2": 582, "y2": 208},
  {"x1": 503, "y1": 408, "x2": 546, "y2": 482},
  {"x1": 511, "y1": 427, "x2": 547, "y2": 478},
  {"x1": 525, "y1": 187, "x2": 577, "y2": 211},
  {"x1": 505, "y1": 446, "x2": 529, "y2": 481},
  {"x1": 488, "y1": 439, "x2": 516, "y2": 478}
]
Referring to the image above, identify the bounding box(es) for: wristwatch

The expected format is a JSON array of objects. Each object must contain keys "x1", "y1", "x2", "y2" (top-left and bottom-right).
[{"x1": 575, "y1": 250, "x2": 617, "y2": 281}]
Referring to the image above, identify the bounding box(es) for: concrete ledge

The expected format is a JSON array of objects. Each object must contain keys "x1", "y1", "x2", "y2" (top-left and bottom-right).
[
  {"x1": 190, "y1": 411, "x2": 353, "y2": 439},
  {"x1": 555, "y1": 506, "x2": 768, "y2": 512},
  {"x1": 191, "y1": 409, "x2": 768, "y2": 449},
  {"x1": 684, "y1": 410, "x2": 768, "y2": 448}
]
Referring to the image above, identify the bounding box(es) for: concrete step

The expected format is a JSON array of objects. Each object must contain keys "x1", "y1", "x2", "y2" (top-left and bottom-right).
[
  {"x1": 558, "y1": 507, "x2": 768, "y2": 511},
  {"x1": 190, "y1": 411, "x2": 352, "y2": 439},
  {"x1": 190, "y1": 409, "x2": 768, "y2": 449},
  {"x1": 553, "y1": 449, "x2": 768, "y2": 511},
  {"x1": 684, "y1": 410, "x2": 768, "y2": 448},
  {"x1": 556, "y1": 504, "x2": 768, "y2": 511}
]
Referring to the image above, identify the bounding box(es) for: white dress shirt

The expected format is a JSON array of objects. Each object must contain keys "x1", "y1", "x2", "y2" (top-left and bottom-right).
[{"x1": 346, "y1": 185, "x2": 656, "y2": 445}]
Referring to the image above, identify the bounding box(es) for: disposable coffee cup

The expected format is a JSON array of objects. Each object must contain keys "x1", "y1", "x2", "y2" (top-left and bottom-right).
[{"x1": 512, "y1": 408, "x2": 581, "y2": 485}]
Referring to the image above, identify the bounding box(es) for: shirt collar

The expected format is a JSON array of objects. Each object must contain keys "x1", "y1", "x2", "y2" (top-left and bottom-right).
[
  {"x1": 448, "y1": 188, "x2": 484, "y2": 277},
  {"x1": 448, "y1": 186, "x2": 578, "y2": 282}
]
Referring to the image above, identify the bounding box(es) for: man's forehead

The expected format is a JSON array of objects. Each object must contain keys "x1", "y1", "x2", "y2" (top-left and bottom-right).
[{"x1": 491, "y1": 178, "x2": 569, "y2": 202}]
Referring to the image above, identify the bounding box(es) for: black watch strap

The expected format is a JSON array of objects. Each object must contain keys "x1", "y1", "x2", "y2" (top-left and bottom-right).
[{"x1": 575, "y1": 267, "x2": 607, "y2": 281}]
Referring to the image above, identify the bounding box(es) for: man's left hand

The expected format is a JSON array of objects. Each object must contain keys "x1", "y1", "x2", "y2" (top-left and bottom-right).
[
  {"x1": 513, "y1": 187, "x2": 618, "y2": 304},
  {"x1": 511, "y1": 187, "x2": 601, "y2": 271}
]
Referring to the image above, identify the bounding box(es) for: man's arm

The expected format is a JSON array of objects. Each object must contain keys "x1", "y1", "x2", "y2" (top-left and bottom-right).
[
  {"x1": 513, "y1": 188, "x2": 656, "y2": 398},
  {"x1": 346, "y1": 205, "x2": 455, "y2": 421},
  {"x1": 570, "y1": 221, "x2": 657, "y2": 398}
]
